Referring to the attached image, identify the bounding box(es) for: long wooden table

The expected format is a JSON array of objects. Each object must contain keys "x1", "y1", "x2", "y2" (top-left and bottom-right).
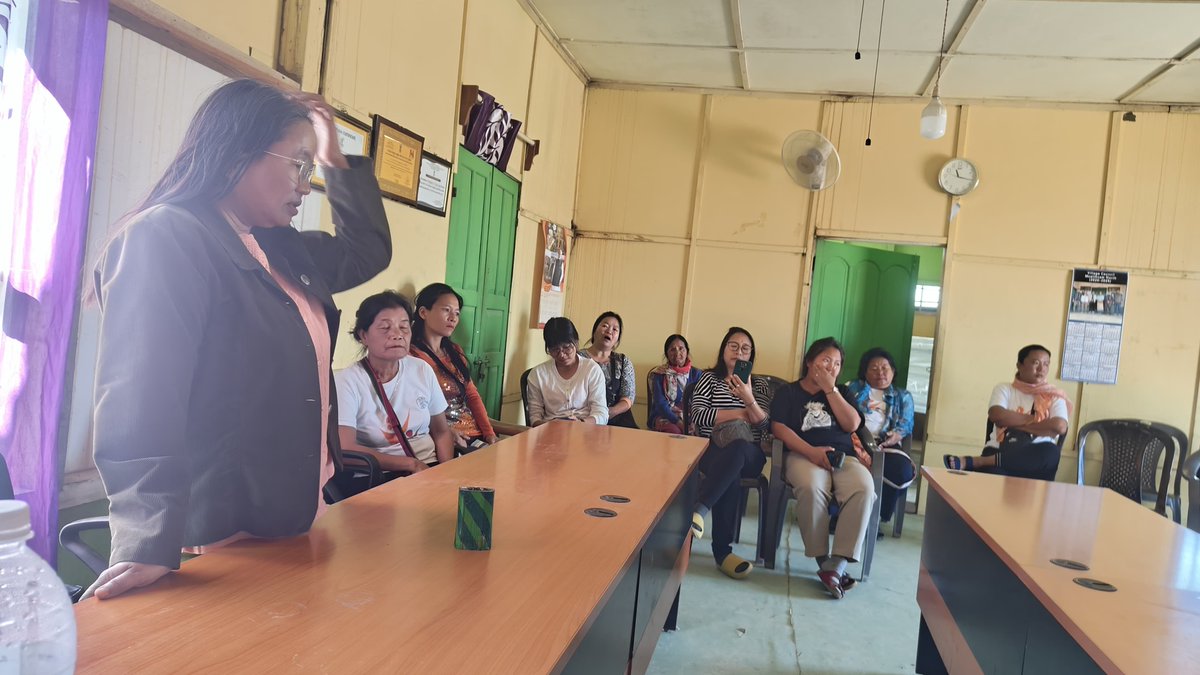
[
  {"x1": 75, "y1": 422, "x2": 706, "y2": 673},
  {"x1": 917, "y1": 467, "x2": 1200, "y2": 675}
]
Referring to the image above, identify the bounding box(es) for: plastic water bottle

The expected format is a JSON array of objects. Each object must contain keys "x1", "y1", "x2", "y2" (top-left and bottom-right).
[{"x1": 0, "y1": 500, "x2": 76, "y2": 674}]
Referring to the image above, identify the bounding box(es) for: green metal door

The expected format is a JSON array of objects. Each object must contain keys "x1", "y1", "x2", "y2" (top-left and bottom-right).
[
  {"x1": 445, "y1": 148, "x2": 517, "y2": 417},
  {"x1": 807, "y1": 240, "x2": 920, "y2": 387}
]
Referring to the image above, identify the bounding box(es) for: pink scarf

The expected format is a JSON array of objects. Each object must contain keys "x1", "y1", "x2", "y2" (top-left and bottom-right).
[{"x1": 1010, "y1": 379, "x2": 1074, "y2": 419}]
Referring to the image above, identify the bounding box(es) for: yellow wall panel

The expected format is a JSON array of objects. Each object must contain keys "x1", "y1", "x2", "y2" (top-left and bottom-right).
[
  {"x1": 564, "y1": 238, "x2": 688, "y2": 375},
  {"x1": 913, "y1": 312, "x2": 936, "y2": 338},
  {"x1": 955, "y1": 107, "x2": 1108, "y2": 264},
  {"x1": 685, "y1": 246, "x2": 804, "y2": 379},
  {"x1": 522, "y1": 32, "x2": 586, "y2": 225},
  {"x1": 153, "y1": 0, "x2": 280, "y2": 67},
  {"x1": 324, "y1": 0, "x2": 465, "y2": 159},
  {"x1": 460, "y1": 0, "x2": 537, "y2": 179},
  {"x1": 820, "y1": 101, "x2": 957, "y2": 241},
  {"x1": 330, "y1": 203, "x2": 450, "y2": 369},
  {"x1": 693, "y1": 96, "x2": 820, "y2": 246},
  {"x1": 1107, "y1": 113, "x2": 1200, "y2": 273},
  {"x1": 575, "y1": 89, "x2": 705, "y2": 238}
]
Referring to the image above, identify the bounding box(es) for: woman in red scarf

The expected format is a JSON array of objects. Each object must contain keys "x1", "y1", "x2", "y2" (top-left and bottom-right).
[
  {"x1": 944, "y1": 344, "x2": 1072, "y2": 480},
  {"x1": 647, "y1": 334, "x2": 703, "y2": 433}
]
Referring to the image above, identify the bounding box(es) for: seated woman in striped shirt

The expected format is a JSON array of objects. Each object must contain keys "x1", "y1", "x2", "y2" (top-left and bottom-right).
[{"x1": 688, "y1": 327, "x2": 771, "y2": 580}]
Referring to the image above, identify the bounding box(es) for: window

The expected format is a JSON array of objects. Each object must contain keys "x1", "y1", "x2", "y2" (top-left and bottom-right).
[{"x1": 915, "y1": 284, "x2": 940, "y2": 311}]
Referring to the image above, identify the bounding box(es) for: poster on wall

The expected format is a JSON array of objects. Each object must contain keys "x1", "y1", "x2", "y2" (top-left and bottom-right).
[
  {"x1": 1061, "y1": 268, "x2": 1128, "y2": 385},
  {"x1": 532, "y1": 220, "x2": 569, "y2": 328}
]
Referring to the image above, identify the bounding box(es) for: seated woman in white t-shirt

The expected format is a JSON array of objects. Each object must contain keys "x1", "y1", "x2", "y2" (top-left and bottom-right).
[
  {"x1": 943, "y1": 344, "x2": 1072, "y2": 481},
  {"x1": 525, "y1": 317, "x2": 608, "y2": 426},
  {"x1": 335, "y1": 291, "x2": 454, "y2": 477}
]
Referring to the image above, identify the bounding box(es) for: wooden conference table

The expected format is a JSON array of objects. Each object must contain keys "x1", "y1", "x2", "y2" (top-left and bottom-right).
[
  {"x1": 75, "y1": 422, "x2": 707, "y2": 673},
  {"x1": 917, "y1": 467, "x2": 1200, "y2": 675}
]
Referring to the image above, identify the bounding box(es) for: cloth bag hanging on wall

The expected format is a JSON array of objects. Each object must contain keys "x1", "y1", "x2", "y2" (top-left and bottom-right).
[{"x1": 464, "y1": 89, "x2": 522, "y2": 173}]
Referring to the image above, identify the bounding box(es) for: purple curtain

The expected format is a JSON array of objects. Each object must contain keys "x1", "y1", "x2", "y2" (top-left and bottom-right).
[{"x1": 0, "y1": 0, "x2": 108, "y2": 563}]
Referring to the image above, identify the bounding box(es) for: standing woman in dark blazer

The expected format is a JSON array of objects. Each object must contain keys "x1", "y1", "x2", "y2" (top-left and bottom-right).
[{"x1": 85, "y1": 79, "x2": 391, "y2": 599}]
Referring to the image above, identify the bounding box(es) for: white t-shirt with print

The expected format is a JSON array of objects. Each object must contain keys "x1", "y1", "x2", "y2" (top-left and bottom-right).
[
  {"x1": 863, "y1": 387, "x2": 888, "y2": 437},
  {"x1": 335, "y1": 357, "x2": 449, "y2": 463},
  {"x1": 986, "y1": 383, "x2": 1069, "y2": 448}
]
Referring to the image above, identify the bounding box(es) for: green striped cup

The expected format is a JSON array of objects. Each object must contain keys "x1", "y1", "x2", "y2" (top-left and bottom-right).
[{"x1": 455, "y1": 486, "x2": 494, "y2": 551}]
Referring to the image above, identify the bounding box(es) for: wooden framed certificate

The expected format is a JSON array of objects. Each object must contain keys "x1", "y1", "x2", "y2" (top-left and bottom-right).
[
  {"x1": 311, "y1": 112, "x2": 370, "y2": 191},
  {"x1": 414, "y1": 152, "x2": 452, "y2": 216},
  {"x1": 370, "y1": 115, "x2": 424, "y2": 203}
]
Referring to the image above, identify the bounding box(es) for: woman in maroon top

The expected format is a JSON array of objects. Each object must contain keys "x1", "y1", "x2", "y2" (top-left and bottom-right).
[{"x1": 410, "y1": 283, "x2": 498, "y2": 452}]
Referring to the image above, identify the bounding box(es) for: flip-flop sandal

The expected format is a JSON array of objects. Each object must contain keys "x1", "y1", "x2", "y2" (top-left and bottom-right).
[
  {"x1": 691, "y1": 512, "x2": 705, "y2": 540},
  {"x1": 719, "y1": 553, "x2": 753, "y2": 580},
  {"x1": 943, "y1": 455, "x2": 974, "y2": 471},
  {"x1": 817, "y1": 570, "x2": 844, "y2": 599},
  {"x1": 840, "y1": 574, "x2": 857, "y2": 592}
]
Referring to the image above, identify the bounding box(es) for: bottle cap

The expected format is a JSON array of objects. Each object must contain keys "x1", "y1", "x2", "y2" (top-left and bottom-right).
[{"x1": 0, "y1": 500, "x2": 34, "y2": 544}]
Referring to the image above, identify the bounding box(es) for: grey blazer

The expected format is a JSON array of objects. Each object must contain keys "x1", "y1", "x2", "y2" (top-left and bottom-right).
[{"x1": 92, "y1": 156, "x2": 391, "y2": 568}]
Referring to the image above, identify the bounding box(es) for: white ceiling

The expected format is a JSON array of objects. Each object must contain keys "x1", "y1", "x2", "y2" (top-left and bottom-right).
[{"x1": 525, "y1": 0, "x2": 1200, "y2": 106}]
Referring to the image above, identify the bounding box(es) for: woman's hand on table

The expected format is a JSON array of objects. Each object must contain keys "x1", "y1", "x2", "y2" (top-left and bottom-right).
[{"x1": 83, "y1": 561, "x2": 171, "y2": 601}]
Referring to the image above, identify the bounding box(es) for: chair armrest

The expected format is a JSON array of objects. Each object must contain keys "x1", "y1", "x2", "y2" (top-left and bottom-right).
[
  {"x1": 59, "y1": 516, "x2": 111, "y2": 577},
  {"x1": 856, "y1": 427, "x2": 887, "y2": 484},
  {"x1": 341, "y1": 450, "x2": 383, "y2": 487},
  {"x1": 489, "y1": 419, "x2": 529, "y2": 437},
  {"x1": 768, "y1": 436, "x2": 787, "y2": 482},
  {"x1": 1184, "y1": 450, "x2": 1200, "y2": 482}
]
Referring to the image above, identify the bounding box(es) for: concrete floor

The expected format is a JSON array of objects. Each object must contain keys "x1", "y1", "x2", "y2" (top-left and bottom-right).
[{"x1": 647, "y1": 502, "x2": 924, "y2": 675}]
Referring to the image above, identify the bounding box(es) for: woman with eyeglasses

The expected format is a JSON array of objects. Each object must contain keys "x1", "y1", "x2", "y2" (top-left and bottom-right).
[
  {"x1": 688, "y1": 327, "x2": 771, "y2": 580},
  {"x1": 409, "y1": 282, "x2": 499, "y2": 452},
  {"x1": 525, "y1": 317, "x2": 608, "y2": 426},
  {"x1": 86, "y1": 79, "x2": 390, "y2": 600}
]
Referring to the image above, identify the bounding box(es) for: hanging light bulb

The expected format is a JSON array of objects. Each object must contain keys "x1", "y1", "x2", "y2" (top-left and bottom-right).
[
  {"x1": 920, "y1": 93, "x2": 947, "y2": 139},
  {"x1": 921, "y1": 0, "x2": 951, "y2": 140}
]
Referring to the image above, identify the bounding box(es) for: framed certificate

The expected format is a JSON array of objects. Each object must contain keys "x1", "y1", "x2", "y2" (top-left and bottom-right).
[
  {"x1": 370, "y1": 115, "x2": 424, "y2": 203},
  {"x1": 414, "y1": 152, "x2": 452, "y2": 216},
  {"x1": 311, "y1": 112, "x2": 370, "y2": 191}
]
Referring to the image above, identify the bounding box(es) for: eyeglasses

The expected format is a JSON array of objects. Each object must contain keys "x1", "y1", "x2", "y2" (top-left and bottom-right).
[
  {"x1": 725, "y1": 342, "x2": 753, "y2": 355},
  {"x1": 263, "y1": 151, "x2": 316, "y2": 185},
  {"x1": 548, "y1": 343, "x2": 577, "y2": 356}
]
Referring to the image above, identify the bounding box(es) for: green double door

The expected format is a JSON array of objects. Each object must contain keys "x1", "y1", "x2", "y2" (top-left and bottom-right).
[
  {"x1": 807, "y1": 240, "x2": 919, "y2": 387},
  {"x1": 446, "y1": 148, "x2": 518, "y2": 417}
]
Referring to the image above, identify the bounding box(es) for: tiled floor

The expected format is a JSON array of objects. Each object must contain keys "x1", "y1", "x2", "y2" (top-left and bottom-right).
[{"x1": 647, "y1": 500, "x2": 924, "y2": 675}]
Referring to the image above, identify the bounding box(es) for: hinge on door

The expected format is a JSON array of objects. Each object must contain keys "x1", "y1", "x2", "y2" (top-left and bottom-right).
[{"x1": 452, "y1": 187, "x2": 457, "y2": 198}]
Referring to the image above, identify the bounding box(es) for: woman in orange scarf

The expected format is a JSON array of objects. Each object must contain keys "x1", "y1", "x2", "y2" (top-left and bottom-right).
[{"x1": 944, "y1": 344, "x2": 1072, "y2": 480}]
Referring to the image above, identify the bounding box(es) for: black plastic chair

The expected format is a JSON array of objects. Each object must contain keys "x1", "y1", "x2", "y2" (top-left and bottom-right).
[
  {"x1": 1183, "y1": 449, "x2": 1200, "y2": 534},
  {"x1": 1075, "y1": 419, "x2": 1176, "y2": 516},
  {"x1": 762, "y1": 420, "x2": 885, "y2": 580},
  {"x1": 520, "y1": 367, "x2": 533, "y2": 424},
  {"x1": 885, "y1": 434, "x2": 914, "y2": 538},
  {"x1": 1079, "y1": 420, "x2": 1188, "y2": 522},
  {"x1": 0, "y1": 451, "x2": 13, "y2": 500}
]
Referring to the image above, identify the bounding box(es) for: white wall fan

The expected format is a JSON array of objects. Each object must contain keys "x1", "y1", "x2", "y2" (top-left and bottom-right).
[{"x1": 781, "y1": 131, "x2": 841, "y2": 191}]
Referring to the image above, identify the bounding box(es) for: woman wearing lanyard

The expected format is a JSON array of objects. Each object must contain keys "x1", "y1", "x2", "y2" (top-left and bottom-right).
[{"x1": 335, "y1": 291, "x2": 454, "y2": 477}]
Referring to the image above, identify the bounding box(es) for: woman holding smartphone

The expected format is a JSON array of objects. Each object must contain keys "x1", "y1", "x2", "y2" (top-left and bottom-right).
[{"x1": 688, "y1": 327, "x2": 771, "y2": 580}]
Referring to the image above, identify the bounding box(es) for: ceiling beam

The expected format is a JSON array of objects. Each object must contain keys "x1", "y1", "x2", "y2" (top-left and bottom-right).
[
  {"x1": 588, "y1": 79, "x2": 1186, "y2": 113},
  {"x1": 512, "y1": 0, "x2": 590, "y2": 84},
  {"x1": 728, "y1": 0, "x2": 750, "y2": 89},
  {"x1": 920, "y1": 0, "x2": 988, "y2": 97},
  {"x1": 1117, "y1": 34, "x2": 1200, "y2": 102}
]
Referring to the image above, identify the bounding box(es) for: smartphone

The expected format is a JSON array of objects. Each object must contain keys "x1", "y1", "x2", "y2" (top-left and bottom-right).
[{"x1": 732, "y1": 359, "x2": 753, "y2": 383}]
